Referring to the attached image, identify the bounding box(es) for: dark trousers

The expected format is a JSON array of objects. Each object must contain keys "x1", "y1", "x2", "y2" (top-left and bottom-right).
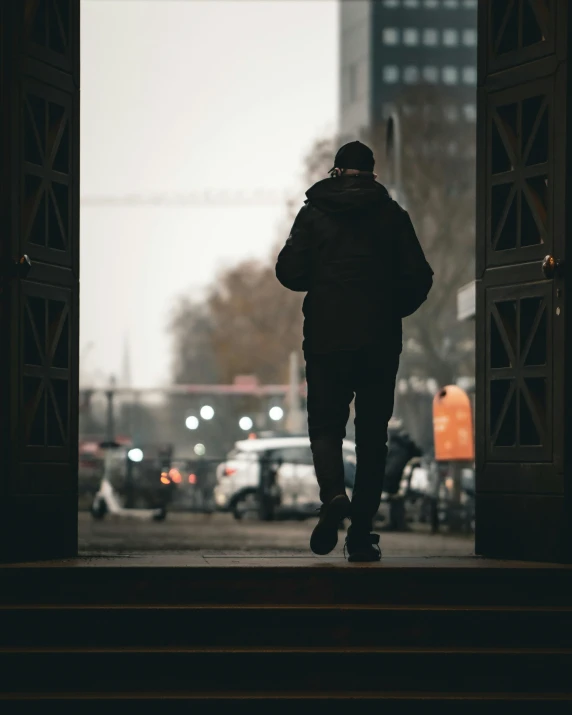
[{"x1": 305, "y1": 345, "x2": 400, "y2": 531}]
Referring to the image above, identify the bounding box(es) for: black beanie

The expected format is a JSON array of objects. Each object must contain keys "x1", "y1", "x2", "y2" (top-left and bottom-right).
[{"x1": 329, "y1": 140, "x2": 375, "y2": 172}]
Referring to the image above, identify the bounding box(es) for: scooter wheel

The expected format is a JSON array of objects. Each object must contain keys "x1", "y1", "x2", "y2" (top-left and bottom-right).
[
  {"x1": 153, "y1": 507, "x2": 167, "y2": 522},
  {"x1": 90, "y1": 498, "x2": 107, "y2": 520}
]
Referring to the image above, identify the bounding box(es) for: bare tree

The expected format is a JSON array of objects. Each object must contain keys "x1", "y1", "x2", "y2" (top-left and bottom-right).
[
  {"x1": 169, "y1": 137, "x2": 338, "y2": 389},
  {"x1": 170, "y1": 298, "x2": 219, "y2": 384},
  {"x1": 206, "y1": 259, "x2": 303, "y2": 385}
]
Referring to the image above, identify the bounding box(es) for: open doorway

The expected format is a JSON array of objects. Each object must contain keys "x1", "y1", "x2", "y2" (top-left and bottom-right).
[{"x1": 77, "y1": 0, "x2": 476, "y2": 558}]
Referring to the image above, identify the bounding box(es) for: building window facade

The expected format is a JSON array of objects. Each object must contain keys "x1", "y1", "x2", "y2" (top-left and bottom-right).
[
  {"x1": 442, "y1": 66, "x2": 458, "y2": 84},
  {"x1": 462, "y1": 66, "x2": 477, "y2": 84},
  {"x1": 423, "y1": 28, "x2": 439, "y2": 46},
  {"x1": 403, "y1": 28, "x2": 420, "y2": 45},
  {"x1": 383, "y1": 65, "x2": 400, "y2": 83},
  {"x1": 383, "y1": 27, "x2": 399, "y2": 45},
  {"x1": 443, "y1": 28, "x2": 459, "y2": 46},
  {"x1": 422, "y1": 65, "x2": 439, "y2": 83},
  {"x1": 363, "y1": 0, "x2": 477, "y2": 129},
  {"x1": 463, "y1": 104, "x2": 477, "y2": 121},
  {"x1": 402, "y1": 104, "x2": 418, "y2": 117},
  {"x1": 462, "y1": 28, "x2": 477, "y2": 46},
  {"x1": 444, "y1": 105, "x2": 460, "y2": 122},
  {"x1": 403, "y1": 65, "x2": 420, "y2": 83}
]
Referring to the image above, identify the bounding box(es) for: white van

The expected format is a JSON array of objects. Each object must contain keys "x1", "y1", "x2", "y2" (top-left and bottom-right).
[{"x1": 214, "y1": 436, "x2": 356, "y2": 520}]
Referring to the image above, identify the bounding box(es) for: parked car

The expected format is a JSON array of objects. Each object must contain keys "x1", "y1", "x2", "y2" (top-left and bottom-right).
[{"x1": 214, "y1": 436, "x2": 356, "y2": 520}]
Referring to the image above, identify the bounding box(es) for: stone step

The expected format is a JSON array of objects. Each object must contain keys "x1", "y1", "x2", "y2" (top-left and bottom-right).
[
  {"x1": 3, "y1": 560, "x2": 572, "y2": 607},
  {"x1": 3, "y1": 694, "x2": 572, "y2": 713},
  {"x1": 1, "y1": 651, "x2": 572, "y2": 696},
  {"x1": 2, "y1": 606, "x2": 572, "y2": 650},
  {"x1": 3, "y1": 558, "x2": 571, "y2": 705}
]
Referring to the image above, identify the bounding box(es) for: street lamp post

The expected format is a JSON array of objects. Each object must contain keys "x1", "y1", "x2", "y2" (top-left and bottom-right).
[
  {"x1": 105, "y1": 375, "x2": 117, "y2": 443},
  {"x1": 386, "y1": 108, "x2": 406, "y2": 210},
  {"x1": 285, "y1": 351, "x2": 305, "y2": 434},
  {"x1": 386, "y1": 107, "x2": 407, "y2": 424}
]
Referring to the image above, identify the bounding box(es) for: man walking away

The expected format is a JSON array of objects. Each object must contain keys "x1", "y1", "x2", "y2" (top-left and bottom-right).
[{"x1": 276, "y1": 141, "x2": 433, "y2": 562}]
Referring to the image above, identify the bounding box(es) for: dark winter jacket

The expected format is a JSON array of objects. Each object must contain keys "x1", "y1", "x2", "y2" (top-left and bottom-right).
[{"x1": 275, "y1": 174, "x2": 434, "y2": 354}]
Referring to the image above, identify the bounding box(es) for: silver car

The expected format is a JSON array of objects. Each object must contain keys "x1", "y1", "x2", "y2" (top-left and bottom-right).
[{"x1": 214, "y1": 436, "x2": 356, "y2": 520}]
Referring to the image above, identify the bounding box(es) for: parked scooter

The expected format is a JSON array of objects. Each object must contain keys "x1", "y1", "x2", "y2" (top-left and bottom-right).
[{"x1": 90, "y1": 442, "x2": 171, "y2": 522}]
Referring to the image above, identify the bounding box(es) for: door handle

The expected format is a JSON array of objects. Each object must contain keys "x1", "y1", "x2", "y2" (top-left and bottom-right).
[
  {"x1": 542, "y1": 255, "x2": 564, "y2": 279},
  {"x1": 0, "y1": 254, "x2": 32, "y2": 280}
]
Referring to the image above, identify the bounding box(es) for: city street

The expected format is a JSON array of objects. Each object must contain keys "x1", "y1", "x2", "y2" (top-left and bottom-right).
[{"x1": 78, "y1": 511, "x2": 474, "y2": 556}]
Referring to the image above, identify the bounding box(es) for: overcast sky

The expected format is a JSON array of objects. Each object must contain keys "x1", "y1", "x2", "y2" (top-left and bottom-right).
[{"x1": 80, "y1": 0, "x2": 339, "y2": 388}]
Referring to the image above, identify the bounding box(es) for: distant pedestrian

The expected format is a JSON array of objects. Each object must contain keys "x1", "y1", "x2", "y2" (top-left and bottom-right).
[
  {"x1": 194, "y1": 457, "x2": 211, "y2": 511},
  {"x1": 383, "y1": 423, "x2": 424, "y2": 532},
  {"x1": 276, "y1": 141, "x2": 433, "y2": 561}
]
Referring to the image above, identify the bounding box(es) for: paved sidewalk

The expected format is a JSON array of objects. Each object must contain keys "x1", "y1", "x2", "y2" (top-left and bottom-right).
[{"x1": 78, "y1": 511, "x2": 474, "y2": 557}]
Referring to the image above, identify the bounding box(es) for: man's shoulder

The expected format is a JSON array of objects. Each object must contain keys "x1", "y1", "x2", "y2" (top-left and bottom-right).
[
  {"x1": 295, "y1": 201, "x2": 322, "y2": 224},
  {"x1": 295, "y1": 201, "x2": 314, "y2": 216},
  {"x1": 384, "y1": 198, "x2": 408, "y2": 217}
]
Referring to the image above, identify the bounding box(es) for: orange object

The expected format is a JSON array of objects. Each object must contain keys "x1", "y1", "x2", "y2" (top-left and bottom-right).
[
  {"x1": 433, "y1": 385, "x2": 474, "y2": 462},
  {"x1": 169, "y1": 468, "x2": 182, "y2": 484}
]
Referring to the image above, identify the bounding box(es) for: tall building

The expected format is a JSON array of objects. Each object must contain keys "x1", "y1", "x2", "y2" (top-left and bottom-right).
[{"x1": 340, "y1": 0, "x2": 478, "y2": 141}]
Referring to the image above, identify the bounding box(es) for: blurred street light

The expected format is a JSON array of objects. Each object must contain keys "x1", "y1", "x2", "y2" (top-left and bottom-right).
[
  {"x1": 185, "y1": 415, "x2": 199, "y2": 430},
  {"x1": 194, "y1": 443, "x2": 206, "y2": 456},
  {"x1": 239, "y1": 416, "x2": 254, "y2": 431},
  {"x1": 269, "y1": 406, "x2": 284, "y2": 422},
  {"x1": 200, "y1": 405, "x2": 215, "y2": 420},
  {"x1": 127, "y1": 448, "x2": 144, "y2": 463}
]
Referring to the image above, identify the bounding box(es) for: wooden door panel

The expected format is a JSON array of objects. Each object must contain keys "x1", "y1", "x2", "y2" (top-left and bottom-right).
[
  {"x1": 23, "y1": 0, "x2": 75, "y2": 74},
  {"x1": 19, "y1": 280, "x2": 74, "y2": 467},
  {"x1": 476, "y1": 0, "x2": 569, "y2": 561},
  {"x1": 477, "y1": 492, "x2": 568, "y2": 563},
  {"x1": 21, "y1": 79, "x2": 74, "y2": 268},
  {"x1": 486, "y1": 78, "x2": 553, "y2": 268},
  {"x1": 0, "y1": 0, "x2": 79, "y2": 561},
  {"x1": 487, "y1": 0, "x2": 557, "y2": 74},
  {"x1": 485, "y1": 280, "x2": 553, "y2": 464}
]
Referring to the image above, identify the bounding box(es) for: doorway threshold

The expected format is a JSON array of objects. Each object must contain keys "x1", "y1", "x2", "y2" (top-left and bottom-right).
[
  {"x1": 2, "y1": 551, "x2": 569, "y2": 568},
  {"x1": 2, "y1": 552, "x2": 572, "y2": 608}
]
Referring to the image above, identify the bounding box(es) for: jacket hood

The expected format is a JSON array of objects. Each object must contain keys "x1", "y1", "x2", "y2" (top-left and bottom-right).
[{"x1": 305, "y1": 175, "x2": 391, "y2": 213}]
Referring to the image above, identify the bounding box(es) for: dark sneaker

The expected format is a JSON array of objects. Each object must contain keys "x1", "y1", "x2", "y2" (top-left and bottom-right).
[
  {"x1": 344, "y1": 531, "x2": 381, "y2": 562},
  {"x1": 310, "y1": 494, "x2": 351, "y2": 555}
]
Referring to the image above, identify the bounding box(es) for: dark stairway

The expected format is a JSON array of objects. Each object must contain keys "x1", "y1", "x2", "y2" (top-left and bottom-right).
[{"x1": 1, "y1": 556, "x2": 572, "y2": 711}]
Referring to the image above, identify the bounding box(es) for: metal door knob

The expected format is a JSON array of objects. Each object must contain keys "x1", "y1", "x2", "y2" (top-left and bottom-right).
[
  {"x1": 542, "y1": 255, "x2": 564, "y2": 279},
  {"x1": 1, "y1": 254, "x2": 32, "y2": 279},
  {"x1": 14, "y1": 255, "x2": 32, "y2": 278}
]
